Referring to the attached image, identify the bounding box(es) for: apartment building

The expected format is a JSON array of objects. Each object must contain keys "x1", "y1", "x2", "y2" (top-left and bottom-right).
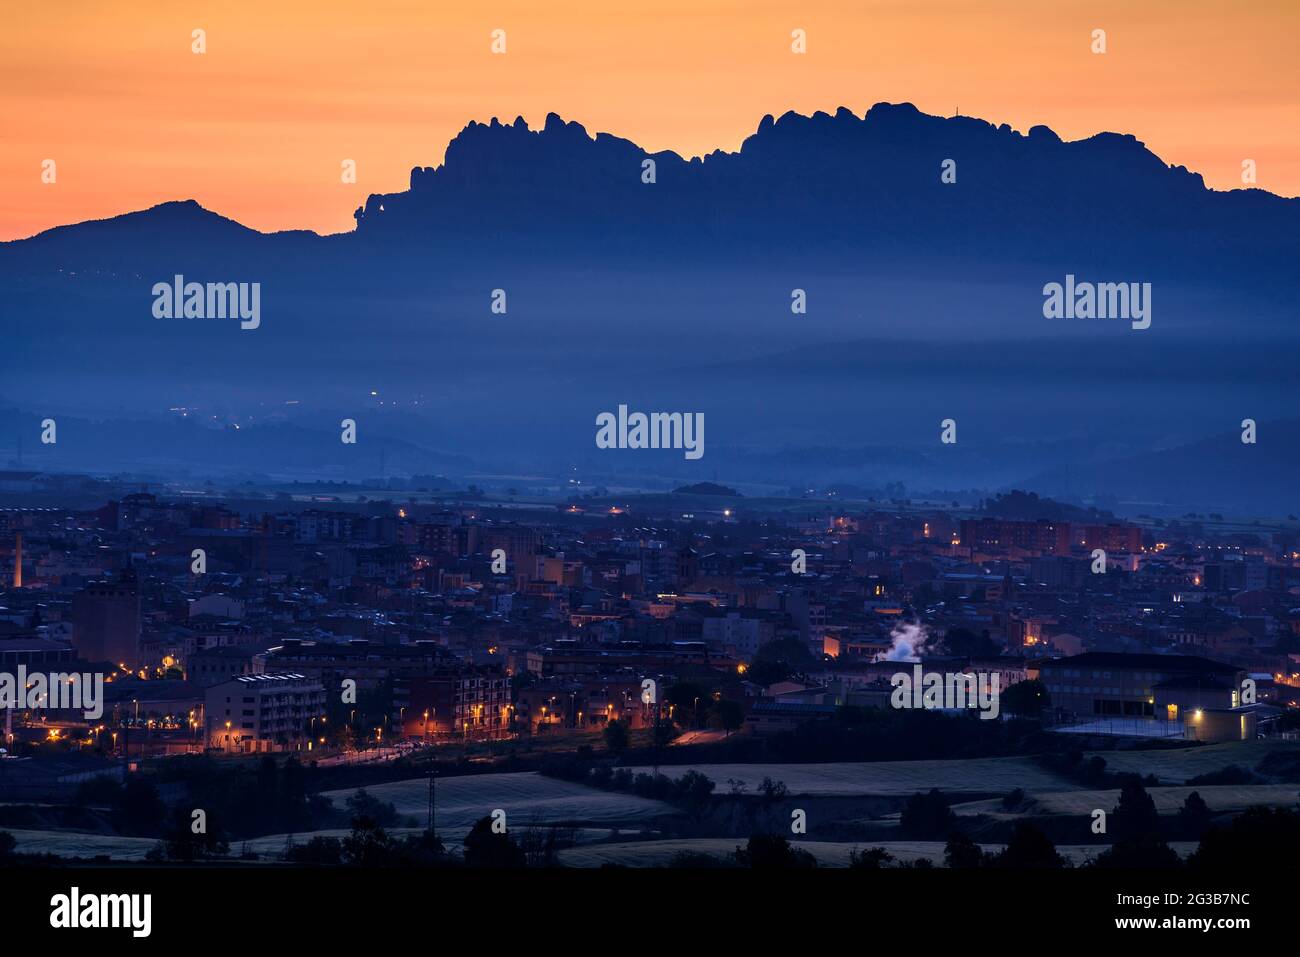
[{"x1": 205, "y1": 672, "x2": 326, "y2": 753}]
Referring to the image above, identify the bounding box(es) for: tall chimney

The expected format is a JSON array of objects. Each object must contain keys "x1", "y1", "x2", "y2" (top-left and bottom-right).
[{"x1": 12, "y1": 532, "x2": 21, "y2": 589}]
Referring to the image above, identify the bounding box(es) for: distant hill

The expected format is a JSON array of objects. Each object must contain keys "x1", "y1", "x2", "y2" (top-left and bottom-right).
[
  {"x1": 673, "y1": 482, "x2": 740, "y2": 497},
  {"x1": 980, "y1": 490, "x2": 1116, "y2": 523},
  {"x1": 1024, "y1": 420, "x2": 1300, "y2": 515},
  {"x1": 1, "y1": 103, "x2": 1296, "y2": 511}
]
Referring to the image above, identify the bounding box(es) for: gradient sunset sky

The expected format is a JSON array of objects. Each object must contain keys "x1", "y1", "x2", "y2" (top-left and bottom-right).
[{"x1": 2, "y1": 0, "x2": 1296, "y2": 241}]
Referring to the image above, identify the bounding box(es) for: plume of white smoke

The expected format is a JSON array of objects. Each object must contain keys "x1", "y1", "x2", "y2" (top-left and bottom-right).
[{"x1": 875, "y1": 621, "x2": 932, "y2": 663}]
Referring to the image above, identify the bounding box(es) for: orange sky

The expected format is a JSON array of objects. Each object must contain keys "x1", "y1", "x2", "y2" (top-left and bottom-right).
[{"x1": 2, "y1": 0, "x2": 1296, "y2": 241}]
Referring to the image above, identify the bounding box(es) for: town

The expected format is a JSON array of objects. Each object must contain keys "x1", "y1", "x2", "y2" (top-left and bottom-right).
[{"x1": 1, "y1": 472, "x2": 1297, "y2": 871}]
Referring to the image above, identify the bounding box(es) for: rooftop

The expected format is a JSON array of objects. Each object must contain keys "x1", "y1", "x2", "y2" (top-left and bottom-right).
[{"x1": 1042, "y1": 652, "x2": 1239, "y2": 674}]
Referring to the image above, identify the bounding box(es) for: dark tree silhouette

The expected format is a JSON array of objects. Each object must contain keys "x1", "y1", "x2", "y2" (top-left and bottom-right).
[
  {"x1": 462, "y1": 816, "x2": 526, "y2": 868},
  {"x1": 848, "y1": 847, "x2": 896, "y2": 869},
  {"x1": 992, "y1": 822, "x2": 1066, "y2": 869},
  {"x1": 1090, "y1": 837, "x2": 1181, "y2": 869},
  {"x1": 1178, "y1": 791, "x2": 1213, "y2": 839},
  {"x1": 901, "y1": 789, "x2": 956, "y2": 838},
  {"x1": 734, "y1": 834, "x2": 817, "y2": 869},
  {"x1": 1112, "y1": 781, "x2": 1161, "y2": 842},
  {"x1": 602, "y1": 717, "x2": 630, "y2": 753},
  {"x1": 1001, "y1": 679, "x2": 1049, "y2": 718},
  {"x1": 944, "y1": 832, "x2": 985, "y2": 869},
  {"x1": 1190, "y1": 807, "x2": 1300, "y2": 871}
]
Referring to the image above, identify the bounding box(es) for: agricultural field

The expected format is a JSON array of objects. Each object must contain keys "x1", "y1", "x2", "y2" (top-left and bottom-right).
[
  {"x1": 1085, "y1": 740, "x2": 1300, "y2": 783},
  {"x1": 242, "y1": 824, "x2": 621, "y2": 856},
  {"x1": 321, "y1": 770, "x2": 678, "y2": 833},
  {"x1": 952, "y1": 784, "x2": 1300, "y2": 819},
  {"x1": 557, "y1": 839, "x2": 1199, "y2": 868},
  {"x1": 627, "y1": 757, "x2": 1076, "y2": 797},
  {"x1": 10, "y1": 744, "x2": 1298, "y2": 865},
  {"x1": 5, "y1": 829, "x2": 158, "y2": 861},
  {"x1": 239, "y1": 827, "x2": 422, "y2": 858},
  {"x1": 561, "y1": 838, "x2": 880, "y2": 868},
  {"x1": 3, "y1": 772, "x2": 673, "y2": 862}
]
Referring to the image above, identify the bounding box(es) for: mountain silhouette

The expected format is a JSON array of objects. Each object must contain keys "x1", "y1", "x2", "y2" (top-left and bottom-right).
[
  {"x1": 1, "y1": 103, "x2": 1296, "y2": 511},
  {"x1": 9, "y1": 102, "x2": 1297, "y2": 276},
  {"x1": 343, "y1": 103, "x2": 1296, "y2": 282}
]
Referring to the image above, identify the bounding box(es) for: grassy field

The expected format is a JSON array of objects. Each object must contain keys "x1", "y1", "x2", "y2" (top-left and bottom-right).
[
  {"x1": 627, "y1": 758, "x2": 1076, "y2": 797},
  {"x1": 5, "y1": 772, "x2": 674, "y2": 862},
  {"x1": 238, "y1": 827, "x2": 423, "y2": 858},
  {"x1": 241, "y1": 823, "x2": 623, "y2": 857},
  {"x1": 5, "y1": 821, "x2": 634, "y2": 862},
  {"x1": 12, "y1": 744, "x2": 1297, "y2": 865},
  {"x1": 6, "y1": 829, "x2": 159, "y2": 861},
  {"x1": 558, "y1": 839, "x2": 1200, "y2": 868},
  {"x1": 1086, "y1": 740, "x2": 1300, "y2": 783},
  {"x1": 953, "y1": 784, "x2": 1300, "y2": 819},
  {"x1": 321, "y1": 770, "x2": 677, "y2": 832}
]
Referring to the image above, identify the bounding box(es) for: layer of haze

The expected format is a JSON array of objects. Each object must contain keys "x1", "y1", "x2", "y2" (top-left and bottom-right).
[{"x1": 2, "y1": 0, "x2": 1297, "y2": 240}]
